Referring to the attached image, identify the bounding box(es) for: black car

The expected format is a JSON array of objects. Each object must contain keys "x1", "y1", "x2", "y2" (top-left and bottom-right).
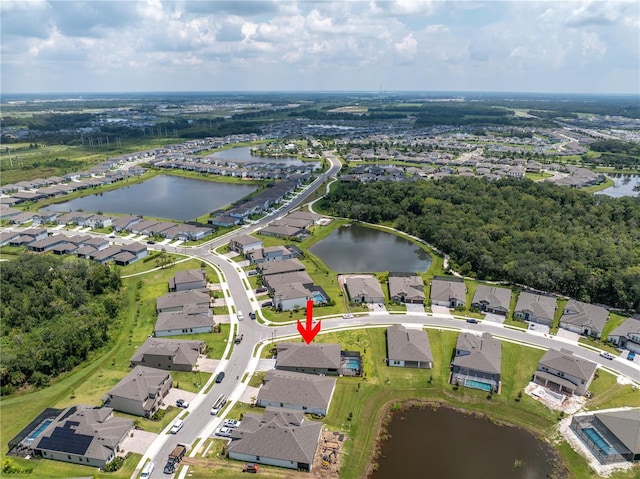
[
  {"x1": 249, "y1": 311, "x2": 256, "y2": 320},
  {"x1": 261, "y1": 301, "x2": 273, "y2": 307},
  {"x1": 163, "y1": 460, "x2": 176, "y2": 474},
  {"x1": 215, "y1": 371, "x2": 225, "y2": 383}
]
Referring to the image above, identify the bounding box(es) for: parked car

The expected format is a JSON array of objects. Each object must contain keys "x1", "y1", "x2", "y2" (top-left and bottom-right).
[
  {"x1": 249, "y1": 311, "x2": 256, "y2": 320},
  {"x1": 343, "y1": 313, "x2": 354, "y2": 319},
  {"x1": 140, "y1": 461, "x2": 155, "y2": 478},
  {"x1": 215, "y1": 426, "x2": 233, "y2": 437},
  {"x1": 216, "y1": 371, "x2": 225, "y2": 383},
  {"x1": 256, "y1": 287, "x2": 268, "y2": 293},
  {"x1": 176, "y1": 399, "x2": 189, "y2": 408},
  {"x1": 170, "y1": 419, "x2": 184, "y2": 434},
  {"x1": 261, "y1": 301, "x2": 273, "y2": 307},
  {"x1": 466, "y1": 318, "x2": 478, "y2": 324},
  {"x1": 247, "y1": 270, "x2": 258, "y2": 276},
  {"x1": 627, "y1": 351, "x2": 636, "y2": 361},
  {"x1": 237, "y1": 311, "x2": 244, "y2": 321},
  {"x1": 223, "y1": 419, "x2": 240, "y2": 428},
  {"x1": 146, "y1": 240, "x2": 155, "y2": 244},
  {"x1": 600, "y1": 351, "x2": 615, "y2": 360},
  {"x1": 243, "y1": 463, "x2": 259, "y2": 473}
]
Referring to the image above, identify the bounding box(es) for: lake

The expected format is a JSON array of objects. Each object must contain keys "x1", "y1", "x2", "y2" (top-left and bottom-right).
[
  {"x1": 42, "y1": 175, "x2": 257, "y2": 221},
  {"x1": 595, "y1": 174, "x2": 640, "y2": 198},
  {"x1": 371, "y1": 405, "x2": 562, "y2": 479},
  {"x1": 309, "y1": 223, "x2": 432, "y2": 273},
  {"x1": 210, "y1": 146, "x2": 314, "y2": 166}
]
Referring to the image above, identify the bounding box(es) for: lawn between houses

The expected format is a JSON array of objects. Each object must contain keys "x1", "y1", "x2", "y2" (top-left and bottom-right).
[
  {"x1": 309, "y1": 328, "x2": 639, "y2": 479},
  {"x1": 0, "y1": 258, "x2": 229, "y2": 478}
]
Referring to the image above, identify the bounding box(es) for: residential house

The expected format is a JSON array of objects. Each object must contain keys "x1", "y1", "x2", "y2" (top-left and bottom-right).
[
  {"x1": 570, "y1": 408, "x2": 640, "y2": 464},
  {"x1": 156, "y1": 288, "x2": 211, "y2": 313},
  {"x1": 119, "y1": 243, "x2": 148, "y2": 261},
  {"x1": 247, "y1": 245, "x2": 300, "y2": 264},
  {"x1": 388, "y1": 273, "x2": 425, "y2": 304},
  {"x1": 263, "y1": 270, "x2": 314, "y2": 292},
  {"x1": 471, "y1": 285, "x2": 512, "y2": 316},
  {"x1": 229, "y1": 235, "x2": 263, "y2": 254},
  {"x1": 430, "y1": 276, "x2": 467, "y2": 308},
  {"x1": 256, "y1": 370, "x2": 337, "y2": 416},
  {"x1": 285, "y1": 210, "x2": 322, "y2": 226},
  {"x1": 259, "y1": 258, "x2": 306, "y2": 277},
  {"x1": 154, "y1": 305, "x2": 214, "y2": 337},
  {"x1": 386, "y1": 325, "x2": 433, "y2": 368},
  {"x1": 273, "y1": 283, "x2": 311, "y2": 312},
  {"x1": 514, "y1": 291, "x2": 557, "y2": 325},
  {"x1": 208, "y1": 214, "x2": 239, "y2": 227},
  {"x1": 169, "y1": 269, "x2": 207, "y2": 292},
  {"x1": 259, "y1": 224, "x2": 306, "y2": 239},
  {"x1": 608, "y1": 318, "x2": 640, "y2": 353},
  {"x1": 228, "y1": 408, "x2": 322, "y2": 472},
  {"x1": 130, "y1": 338, "x2": 206, "y2": 372},
  {"x1": 559, "y1": 300, "x2": 609, "y2": 339},
  {"x1": 533, "y1": 348, "x2": 597, "y2": 396},
  {"x1": 31, "y1": 405, "x2": 133, "y2": 468},
  {"x1": 106, "y1": 366, "x2": 172, "y2": 417},
  {"x1": 344, "y1": 275, "x2": 385, "y2": 304},
  {"x1": 27, "y1": 235, "x2": 68, "y2": 253},
  {"x1": 450, "y1": 332, "x2": 501, "y2": 393},
  {"x1": 275, "y1": 343, "x2": 341, "y2": 376}
]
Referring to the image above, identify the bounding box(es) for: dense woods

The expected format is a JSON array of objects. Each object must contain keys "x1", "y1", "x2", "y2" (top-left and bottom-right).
[
  {"x1": 0, "y1": 255, "x2": 124, "y2": 394},
  {"x1": 319, "y1": 177, "x2": 640, "y2": 311}
]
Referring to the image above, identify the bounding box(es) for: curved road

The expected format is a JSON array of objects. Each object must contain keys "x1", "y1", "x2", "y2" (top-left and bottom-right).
[{"x1": 141, "y1": 151, "x2": 639, "y2": 478}]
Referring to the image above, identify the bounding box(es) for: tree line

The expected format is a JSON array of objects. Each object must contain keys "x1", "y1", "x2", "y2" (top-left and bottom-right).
[
  {"x1": 318, "y1": 177, "x2": 640, "y2": 311},
  {"x1": 0, "y1": 255, "x2": 124, "y2": 394}
]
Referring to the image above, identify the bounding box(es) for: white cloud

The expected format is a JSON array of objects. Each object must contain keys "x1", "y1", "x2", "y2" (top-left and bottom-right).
[{"x1": 0, "y1": 0, "x2": 637, "y2": 93}]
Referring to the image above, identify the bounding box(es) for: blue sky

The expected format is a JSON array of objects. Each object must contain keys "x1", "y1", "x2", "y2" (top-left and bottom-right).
[{"x1": 1, "y1": 0, "x2": 638, "y2": 94}]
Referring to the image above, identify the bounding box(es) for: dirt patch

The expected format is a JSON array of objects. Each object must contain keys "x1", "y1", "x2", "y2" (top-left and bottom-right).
[{"x1": 309, "y1": 430, "x2": 346, "y2": 479}]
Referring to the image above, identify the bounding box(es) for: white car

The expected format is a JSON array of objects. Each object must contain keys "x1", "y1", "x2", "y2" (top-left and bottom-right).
[
  {"x1": 343, "y1": 313, "x2": 354, "y2": 319},
  {"x1": 223, "y1": 419, "x2": 240, "y2": 428},
  {"x1": 170, "y1": 419, "x2": 184, "y2": 434},
  {"x1": 216, "y1": 426, "x2": 233, "y2": 437},
  {"x1": 599, "y1": 351, "x2": 615, "y2": 360}
]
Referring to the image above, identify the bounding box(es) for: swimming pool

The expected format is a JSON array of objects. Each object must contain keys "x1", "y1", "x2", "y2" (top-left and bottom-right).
[
  {"x1": 25, "y1": 419, "x2": 53, "y2": 444},
  {"x1": 312, "y1": 292, "x2": 325, "y2": 303},
  {"x1": 584, "y1": 427, "x2": 616, "y2": 456},
  {"x1": 464, "y1": 379, "x2": 493, "y2": 392},
  {"x1": 344, "y1": 358, "x2": 360, "y2": 369}
]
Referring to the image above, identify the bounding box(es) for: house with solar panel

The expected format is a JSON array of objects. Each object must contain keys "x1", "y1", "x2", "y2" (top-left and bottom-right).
[{"x1": 30, "y1": 405, "x2": 133, "y2": 468}]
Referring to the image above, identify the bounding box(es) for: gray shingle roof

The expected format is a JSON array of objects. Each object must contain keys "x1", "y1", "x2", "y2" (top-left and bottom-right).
[
  {"x1": 386, "y1": 325, "x2": 433, "y2": 364},
  {"x1": 595, "y1": 408, "x2": 640, "y2": 455},
  {"x1": 345, "y1": 276, "x2": 384, "y2": 299},
  {"x1": 388, "y1": 274, "x2": 425, "y2": 301},
  {"x1": 169, "y1": 269, "x2": 206, "y2": 289},
  {"x1": 472, "y1": 285, "x2": 512, "y2": 311},
  {"x1": 156, "y1": 288, "x2": 210, "y2": 311},
  {"x1": 609, "y1": 318, "x2": 640, "y2": 338},
  {"x1": 430, "y1": 277, "x2": 466, "y2": 303},
  {"x1": 130, "y1": 338, "x2": 204, "y2": 367},
  {"x1": 453, "y1": 333, "x2": 501, "y2": 375},
  {"x1": 108, "y1": 366, "x2": 170, "y2": 403},
  {"x1": 538, "y1": 349, "x2": 597, "y2": 381},
  {"x1": 515, "y1": 292, "x2": 556, "y2": 321},
  {"x1": 229, "y1": 408, "x2": 322, "y2": 464},
  {"x1": 560, "y1": 300, "x2": 609, "y2": 333},
  {"x1": 155, "y1": 305, "x2": 214, "y2": 333},
  {"x1": 276, "y1": 343, "x2": 341, "y2": 371},
  {"x1": 32, "y1": 405, "x2": 132, "y2": 462},
  {"x1": 257, "y1": 370, "x2": 336, "y2": 411}
]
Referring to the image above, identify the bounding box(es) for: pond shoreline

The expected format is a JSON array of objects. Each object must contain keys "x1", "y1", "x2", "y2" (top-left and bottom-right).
[{"x1": 365, "y1": 400, "x2": 568, "y2": 479}]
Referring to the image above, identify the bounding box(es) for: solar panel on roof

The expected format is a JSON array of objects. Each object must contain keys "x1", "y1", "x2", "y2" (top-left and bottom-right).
[{"x1": 36, "y1": 424, "x2": 93, "y2": 456}]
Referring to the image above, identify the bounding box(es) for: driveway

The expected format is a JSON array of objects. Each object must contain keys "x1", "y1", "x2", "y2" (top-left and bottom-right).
[
  {"x1": 405, "y1": 303, "x2": 425, "y2": 314},
  {"x1": 555, "y1": 327, "x2": 579, "y2": 342},
  {"x1": 163, "y1": 387, "x2": 198, "y2": 409},
  {"x1": 196, "y1": 357, "x2": 220, "y2": 373},
  {"x1": 431, "y1": 305, "x2": 453, "y2": 316},
  {"x1": 483, "y1": 313, "x2": 506, "y2": 324},
  {"x1": 120, "y1": 429, "x2": 157, "y2": 455}
]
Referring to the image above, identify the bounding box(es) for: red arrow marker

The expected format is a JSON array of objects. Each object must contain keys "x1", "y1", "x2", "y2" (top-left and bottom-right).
[{"x1": 297, "y1": 299, "x2": 320, "y2": 344}]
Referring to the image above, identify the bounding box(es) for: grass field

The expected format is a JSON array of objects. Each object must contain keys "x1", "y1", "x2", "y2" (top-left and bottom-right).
[{"x1": 0, "y1": 257, "x2": 233, "y2": 477}]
